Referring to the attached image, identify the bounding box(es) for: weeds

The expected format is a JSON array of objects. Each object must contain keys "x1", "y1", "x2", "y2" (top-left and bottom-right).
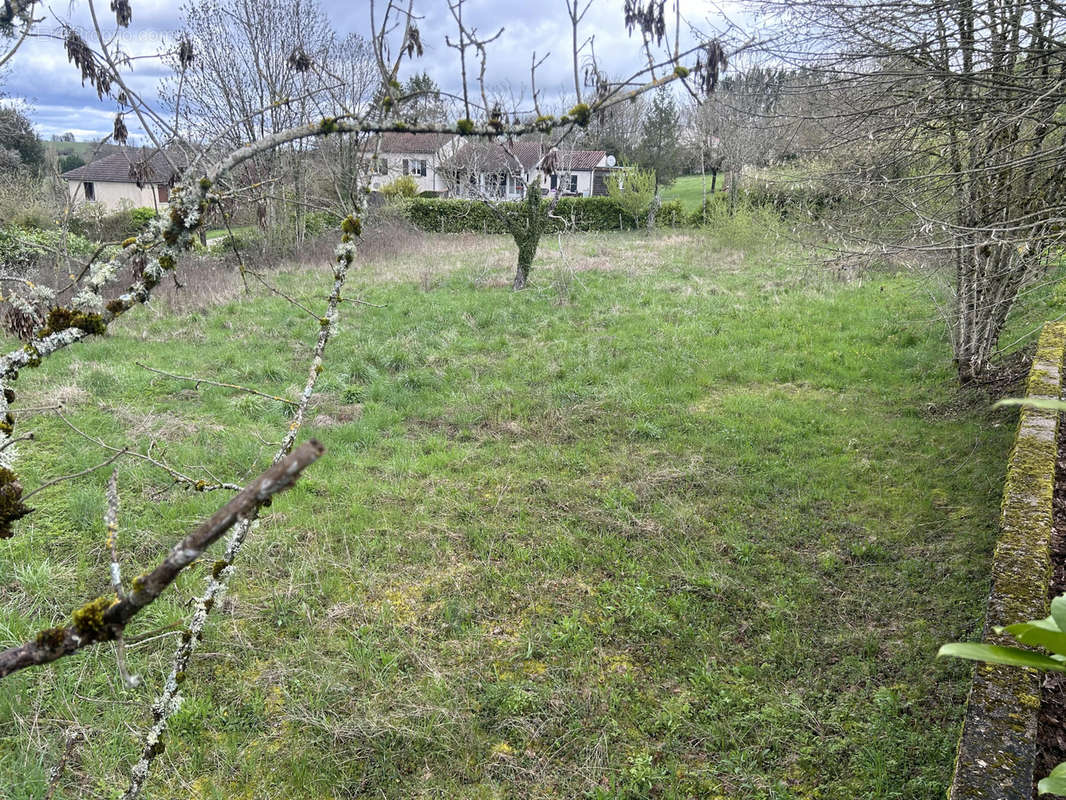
[{"x1": 0, "y1": 229, "x2": 1020, "y2": 799}]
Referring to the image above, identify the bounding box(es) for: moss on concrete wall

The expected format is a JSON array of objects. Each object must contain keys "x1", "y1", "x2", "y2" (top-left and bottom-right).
[{"x1": 949, "y1": 322, "x2": 1066, "y2": 799}]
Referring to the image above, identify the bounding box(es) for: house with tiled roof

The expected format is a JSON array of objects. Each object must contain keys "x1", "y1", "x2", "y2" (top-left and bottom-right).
[
  {"x1": 371, "y1": 134, "x2": 618, "y2": 199},
  {"x1": 368, "y1": 133, "x2": 462, "y2": 195},
  {"x1": 61, "y1": 149, "x2": 186, "y2": 211}
]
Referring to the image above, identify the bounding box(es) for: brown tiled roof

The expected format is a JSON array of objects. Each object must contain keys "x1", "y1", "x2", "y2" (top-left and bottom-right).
[
  {"x1": 447, "y1": 141, "x2": 607, "y2": 172},
  {"x1": 506, "y1": 142, "x2": 547, "y2": 170},
  {"x1": 556, "y1": 149, "x2": 606, "y2": 171},
  {"x1": 61, "y1": 149, "x2": 186, "y2": 184},
  {"x1": 379, "y1": 132, "x2": 456, "y2": 154}
]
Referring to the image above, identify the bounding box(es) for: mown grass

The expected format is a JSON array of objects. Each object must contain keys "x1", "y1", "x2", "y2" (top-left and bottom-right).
[
  {"x1": 0, "y1": 221, "x2": 1022, "y2": 798},
  {"x1": 661, "y1": 174, "x2": 727, "y2": 212}
]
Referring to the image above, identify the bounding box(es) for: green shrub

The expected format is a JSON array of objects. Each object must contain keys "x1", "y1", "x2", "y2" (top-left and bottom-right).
[
  {"x1": 0, "y1": 226, "x2": 95, "y2": 272},
  {"x1": 71, "y1": 205, "x2": 159, "y2": 241},
  {"x1": 742, "y1": 176, "x2": 840, "y2": 218},
  {"x1": 402, "y1": 195, "x2": 681, "y2": 234},
  {"x1": 688, "y1": 192, "x2": 734, "y2": 226},
  {"x1": 217, "y1": 228, "x2": 265, "y2": 253},
  {"x1": 655, "y1": 200, "x2": 685, "y2": 228},
  {"x1": 129, "y1": 207, "x2": 158, "y2": 230},
  {"x1": 606, "y1": 166, "x2": 656, "y2": 226},
  {"x1": 303, "y1": 211, "x2": 341, "y2": 237},
  {"x1": 381, "y1": 175, "x2": 419, "y2": 201},
  {"x1": 8, "y1": 206, "x2": 54, "y2": 231}
]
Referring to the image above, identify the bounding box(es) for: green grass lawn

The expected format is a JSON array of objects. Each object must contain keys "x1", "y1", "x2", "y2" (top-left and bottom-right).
[
  {"x1": 662, "y1": 174, "x2": 728, "y2": 212},
  {"x1": 0, "y1": 224, "x2": 1021, "y2": 798}
]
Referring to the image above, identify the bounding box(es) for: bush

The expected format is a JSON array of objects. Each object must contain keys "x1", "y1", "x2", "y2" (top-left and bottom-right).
[
  {"x1": 655, "y1": 199, "x2": 685, "y2": 228},
  {"x1": 606, "y1": 166, "x2": 656, "y2": 226},
  {"x1": 71, "y1": 205, "x2": 160, "y2": 241},
  {"x1": 303, "y1": 211, "x2": 340, "y2": 237},
  {"x1": 381, "y1": 175, "x2": 419, "y2": 201},
  {"x1": 402, "y1": 195, "x2": 680, "y2": 234},
  {"x1": 741, "y1": 175, "x2": 840, "y2": 218},
  {"x1": 0, "y1": 226, "x2": 95, "y2": 272},
  {"x1": 216, "y1": 228, "x2": 265, "y2": 254},
  {"x1": 688, "y1": 193, "x2": 729, "y2": 226}
]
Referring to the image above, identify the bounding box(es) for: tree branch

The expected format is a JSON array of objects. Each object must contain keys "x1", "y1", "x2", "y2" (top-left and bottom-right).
[{"x1": 0, "y1": 439, "x2": 324, "y2": 680}]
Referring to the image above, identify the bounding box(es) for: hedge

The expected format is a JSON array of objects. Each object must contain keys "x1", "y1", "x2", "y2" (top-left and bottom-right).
[
  {"x1": 741, "y1": 177, "x2": 841, "y2": 218},
  {"x1": 399, "y1": 196, "x2": 688, "y2": 233},
  {"x1": 69, "y1": 206, "x2": 160, "y2": 241}
]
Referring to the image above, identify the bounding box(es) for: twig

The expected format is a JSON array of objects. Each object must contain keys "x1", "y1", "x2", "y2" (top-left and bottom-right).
[
  {"x1": 240, "y1": 265, "x2": 322, "y2": 320},
  {"x1": 105, "y1": 469, "x2": 123, "y2": 599},
  {"x1": 22, "y1": 449, "x2": 128, "y2": 502},
  {"x1": 0, "y1": 432, "x2": 34, "y2": 453},
  {"x1": 54, "y1": 413, "x2": 243, "y2": 494},
  {"x1": 123, "y1": 232, "x2": 355, "y2": 800},
  {"x1": 0, "y1": 439, "x2": 324, "y2": 679},
  {"x1": 135, "y1": 362, "x2": 299, "y2": 407},
  {"x1": 43, "y1": 728, "x2": 84, "y2": 800}
]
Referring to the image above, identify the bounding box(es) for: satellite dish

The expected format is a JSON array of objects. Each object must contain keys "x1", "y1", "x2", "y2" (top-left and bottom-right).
[{"x1": 606, "y1": 155, "x2": 616, "y2": 167}]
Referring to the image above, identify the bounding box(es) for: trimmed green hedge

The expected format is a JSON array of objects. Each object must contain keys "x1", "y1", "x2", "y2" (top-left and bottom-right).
[{"x1": 400, "y1": 196, "x2": 689, "y2": 233}]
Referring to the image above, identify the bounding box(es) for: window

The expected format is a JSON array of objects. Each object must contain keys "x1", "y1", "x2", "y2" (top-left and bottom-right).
[
  {"x1": 83, "y1": 181, "x2": 95, "y2": 201},
  {"x1": 550, "y1": 174, "x2": 558, "y2": 190},
  {"x1": 567, "y1": 175, "x2": 578, "y2": 193},
  {"x1": 157, "y1": 184, "x2": 169, "y2": 203},
  {"x1": 401, "y1": 159, "x2": 427, "y2": 177},
  {"x1": 377, "y1": 157, "x2": 388, "y2": 175}
]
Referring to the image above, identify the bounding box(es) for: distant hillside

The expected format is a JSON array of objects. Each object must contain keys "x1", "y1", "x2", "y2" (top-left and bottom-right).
[{"x1": 44, "y1": 141, "x2": 122, "y2": 161}]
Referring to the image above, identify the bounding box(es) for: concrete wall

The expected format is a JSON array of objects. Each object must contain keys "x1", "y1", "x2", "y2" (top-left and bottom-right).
[{"x1": 948, "y1": 322, "x2": 1066, "y2": 800}]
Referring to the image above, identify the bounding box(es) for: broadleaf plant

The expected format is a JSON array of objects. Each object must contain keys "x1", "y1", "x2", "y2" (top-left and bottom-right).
[{"x1": 939, "y1": 593, "x2": 1066, "y2": 794}]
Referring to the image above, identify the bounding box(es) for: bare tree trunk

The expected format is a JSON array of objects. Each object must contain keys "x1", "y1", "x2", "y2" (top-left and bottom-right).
[
  {"x1": 646, "y1": 190, "x2": 661, "y2": 230},
  {"x1": 954, "y1": 241, "x2": 1029, "y2": 383},
  {"x1": 700, "y1": 150, "x2": 707, "y2": 218}
]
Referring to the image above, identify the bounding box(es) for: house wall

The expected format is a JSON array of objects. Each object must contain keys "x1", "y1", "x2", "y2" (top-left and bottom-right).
[
  {"x1": 520, "y1": 169, "x2": 596, "y2": 198},
  {"x1": 369, "y1": 152, "x2": 449, "y2": 194},
  {"x1": 67, "y1": 180, "x2": 167, "y2": 211}
]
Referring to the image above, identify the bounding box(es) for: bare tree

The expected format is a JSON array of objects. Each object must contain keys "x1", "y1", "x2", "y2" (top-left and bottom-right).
[
  {"x1": 0, "y1": 1, "x2": 743, "y2": 796},
  {"x1": 754, "y1": 0, "x2": 1066, "y2": 383},
  {"x1": 700, "y1": 62, "x2": 790, "y2": 214},
  {"x1": 162, "y1": 0, "x2": 336, "y2": 232}
]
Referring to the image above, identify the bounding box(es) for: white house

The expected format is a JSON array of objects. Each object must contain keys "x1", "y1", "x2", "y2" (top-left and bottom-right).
[
  {"x1": 440, "y1": 140, "x2": 618, "y2": 200},
  {"x1": 369, "y1": 134, "x2": 618, "y2": 199},
  {"x1": 61, "y1": 149, "x2": 184, "y2": 211},
  {"x1": 368, "y1": 133, "x2": 462, "y2": 194}
]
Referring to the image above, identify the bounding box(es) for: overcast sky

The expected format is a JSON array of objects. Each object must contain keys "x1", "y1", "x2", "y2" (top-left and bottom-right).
[{"x1": 1, "y1": 0, "x2": 726, "y2": 141}]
